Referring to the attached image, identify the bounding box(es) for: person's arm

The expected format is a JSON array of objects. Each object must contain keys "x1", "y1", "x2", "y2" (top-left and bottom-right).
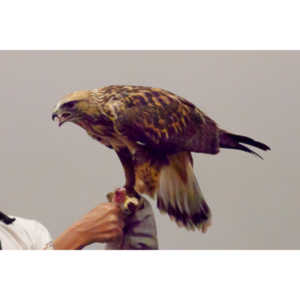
[{"x1": 52, "y1": 202, "x2": 124, "y2": 250}]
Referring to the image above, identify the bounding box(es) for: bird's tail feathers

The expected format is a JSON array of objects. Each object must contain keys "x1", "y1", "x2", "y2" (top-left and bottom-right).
[
  {"x1": 157, "y1": 152, "x2": 211, "y2": 232},
  {"x1": 219, "y1": 130, "x2": 271, "y2": 159}
]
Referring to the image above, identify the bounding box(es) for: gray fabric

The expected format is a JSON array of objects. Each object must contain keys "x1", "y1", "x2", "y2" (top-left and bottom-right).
[{"x1": 106, "y1": 197, "x2": 158, "y2": 250}]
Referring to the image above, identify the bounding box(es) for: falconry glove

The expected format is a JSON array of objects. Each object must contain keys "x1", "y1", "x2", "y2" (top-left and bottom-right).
[{"x1": 106, "y1": 189, "x2": 158, "y2": 250}]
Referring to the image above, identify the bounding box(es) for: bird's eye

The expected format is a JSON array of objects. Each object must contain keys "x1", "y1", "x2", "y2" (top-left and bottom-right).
[
  {"x1": 62, "y1": 113, "x2": 71, "y2": 119},
  {"x1": 63, "y1": 101, "x2": 76, "y2": 109}
]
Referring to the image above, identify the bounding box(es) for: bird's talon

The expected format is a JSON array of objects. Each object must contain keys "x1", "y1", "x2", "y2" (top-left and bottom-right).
[{"x1": 124, "y1": 196, "x2": 139, "y2": 212}]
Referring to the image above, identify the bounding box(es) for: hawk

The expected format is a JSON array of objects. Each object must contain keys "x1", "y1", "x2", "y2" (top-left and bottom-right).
[{"x1": 52, "y1": 85, "x2": 270, "y2": 232}]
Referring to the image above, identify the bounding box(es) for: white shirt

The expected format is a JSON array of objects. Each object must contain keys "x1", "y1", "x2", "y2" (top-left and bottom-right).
[{"x1": 0, "y1": 217, "x2": 52, "y2": 250}]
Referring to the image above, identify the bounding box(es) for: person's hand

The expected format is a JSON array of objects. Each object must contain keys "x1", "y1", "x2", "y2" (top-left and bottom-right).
[
  {"x1": 74, "y1": 202, "x2": 124, "y2": 245},
  {"x1": 53, "y1": 202, "x2": 124, "y2": 250}
]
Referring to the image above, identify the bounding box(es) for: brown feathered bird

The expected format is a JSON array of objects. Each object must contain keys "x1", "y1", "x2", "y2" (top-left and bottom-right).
[{"x1": 52, "y1": 85, "x2": 270, "y2": 231}]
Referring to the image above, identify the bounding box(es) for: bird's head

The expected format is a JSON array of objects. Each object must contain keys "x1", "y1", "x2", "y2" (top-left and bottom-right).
[{"x1": 52, "y1": 90, "x2": 91, "y2": 126}]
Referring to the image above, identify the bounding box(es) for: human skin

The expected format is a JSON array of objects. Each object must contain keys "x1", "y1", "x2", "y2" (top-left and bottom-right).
[{"x1": 53, "y1": 202, "x2": 124, "y2": 250}]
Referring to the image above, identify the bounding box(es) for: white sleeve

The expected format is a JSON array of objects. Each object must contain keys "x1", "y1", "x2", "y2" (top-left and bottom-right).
[
  {"x1": 0, "y1": 217, "x2": 52, "y2": 250},
  {"x1": 22, "y1": 219, "x2": 52, "y2": 250}
]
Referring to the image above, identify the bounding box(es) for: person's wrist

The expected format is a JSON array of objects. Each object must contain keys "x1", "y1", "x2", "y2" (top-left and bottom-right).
[
  {"x1": 70, "y1": 222, "x2": 93, "y2": 248},
  {"x1": 53, "y1": 223, "x2": 90, "y2": 250}
]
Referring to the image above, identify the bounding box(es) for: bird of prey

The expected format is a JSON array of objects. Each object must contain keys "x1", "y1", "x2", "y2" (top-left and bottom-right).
[{"x1": 52, "y1": 85, "x2": 270, "y2": 231}]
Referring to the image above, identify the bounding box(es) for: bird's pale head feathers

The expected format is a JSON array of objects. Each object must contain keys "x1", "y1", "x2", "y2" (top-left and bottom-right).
[{"x1": 52, "y1": 90, "x2": 92, "y2": 126}]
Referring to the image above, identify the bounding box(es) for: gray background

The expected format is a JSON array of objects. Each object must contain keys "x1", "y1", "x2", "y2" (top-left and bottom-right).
[{"x1": 0, "y1": 51, "x2": 298, "y2": 249}]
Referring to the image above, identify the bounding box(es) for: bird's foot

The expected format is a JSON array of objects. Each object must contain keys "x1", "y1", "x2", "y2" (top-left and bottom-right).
[
  {"x1": 123, "y1": 196, "x2": 140, "y2": 213},
  {"x1": 108, "y1": 187, "x2": 142, "y2": 215},
  {"x1": 122, "y1": 186, "x2": 144, "y2": 214}
]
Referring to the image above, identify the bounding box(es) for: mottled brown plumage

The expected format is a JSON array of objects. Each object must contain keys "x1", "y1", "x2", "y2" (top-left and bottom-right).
[{"x1": 52, "y1": 85, "x2": 270, "y2": 231}]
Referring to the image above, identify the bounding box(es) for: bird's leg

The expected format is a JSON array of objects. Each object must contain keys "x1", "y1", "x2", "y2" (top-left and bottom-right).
[
  {"x1": 116, "y1": 147, "x2": 135, "y2": 191},
  {"x1": 116, "y1": 148, "x2": 141, "y2": 212}
]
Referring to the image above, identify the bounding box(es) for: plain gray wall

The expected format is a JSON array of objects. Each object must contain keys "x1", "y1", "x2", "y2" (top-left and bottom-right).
[{"x1": 0, "y1": 51, "x2": 298, "y2": 249}]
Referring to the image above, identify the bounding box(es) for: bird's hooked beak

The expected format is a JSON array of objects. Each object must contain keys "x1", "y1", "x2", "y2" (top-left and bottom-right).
[
  {"x1": 52, "y1": 90, "x2": 90, "y2": 127},
  {"x1": 52, "y1": 108, "x2": 72, "y2": 127}
]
